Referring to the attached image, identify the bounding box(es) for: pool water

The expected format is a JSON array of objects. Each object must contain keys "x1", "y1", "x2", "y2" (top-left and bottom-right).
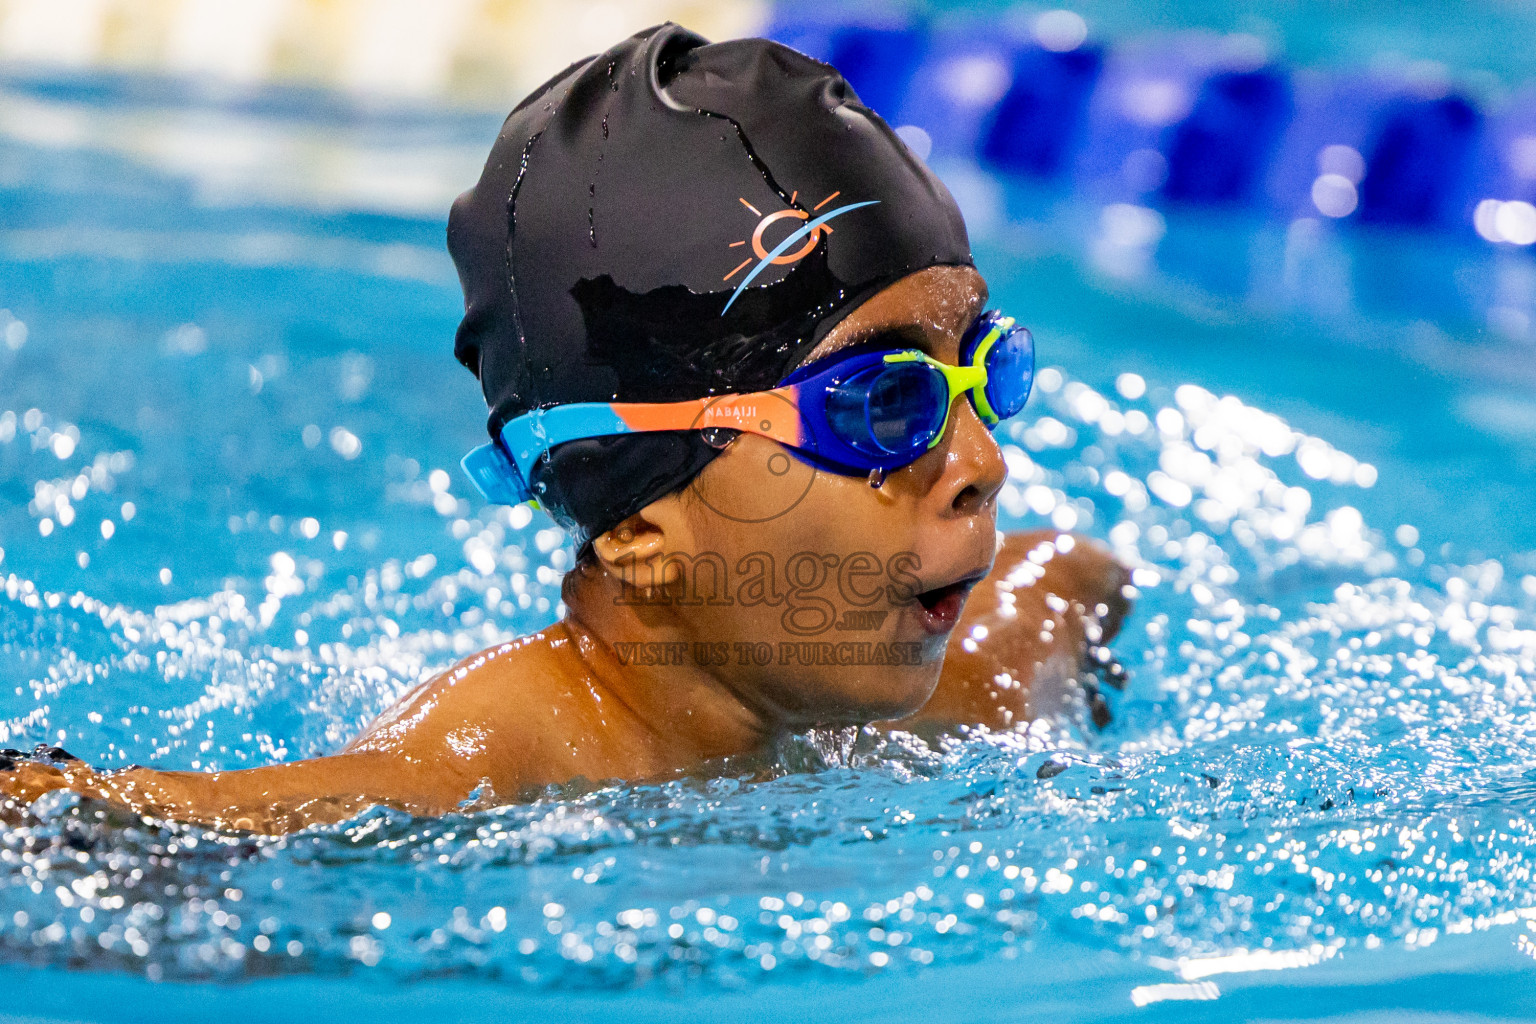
[{"x1": 4, "y1": 72, "x2": 1536, "y2": 1023}]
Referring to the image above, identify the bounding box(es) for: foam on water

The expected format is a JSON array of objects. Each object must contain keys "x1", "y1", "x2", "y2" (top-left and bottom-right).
[{"x1": 5, "y1": 356, "x2": 1536, "y2": 999}]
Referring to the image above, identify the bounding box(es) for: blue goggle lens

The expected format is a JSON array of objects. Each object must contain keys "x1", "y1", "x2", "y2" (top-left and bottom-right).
[
  {"x1": 825, "y1": 362, "x2": 946, "y2": 458},
  {"x1": 981, "y1": 324, "x2": 1034, "y2": 424},
  {"x1": 800, "y1": 310, "x2": 1034, "y2": 469}
]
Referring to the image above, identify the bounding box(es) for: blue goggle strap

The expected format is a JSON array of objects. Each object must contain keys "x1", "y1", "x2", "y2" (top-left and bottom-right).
[
  {"x1": 461, "y1": 440, "x2": 534, "y2": 507},
  {"x1": 461, "y1": 404, "x2": 638, "y2": 507}
]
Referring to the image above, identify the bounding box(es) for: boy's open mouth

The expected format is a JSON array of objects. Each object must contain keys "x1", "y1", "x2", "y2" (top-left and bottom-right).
[
  {"x1": 912, "y1": 571, "x2": 987, "y2": 634},
  {"x1": 916, "y1": 578, "x2": 972, "y2": 611}
]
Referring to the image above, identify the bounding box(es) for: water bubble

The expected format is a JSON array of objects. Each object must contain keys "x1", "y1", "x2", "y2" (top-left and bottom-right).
[
  {"x1": 329, "y1": 427, "x2": 361, "y2": 459},
  {"x1": 1034, "y1": 9, "x2": 1088, "y2": 51},
  {"x1": 161, "y1": 324, "x2": 207, "y2": 356},
  {"x1": 2, "y1": 311, "x2": 27, "y2": 350},
  {"x1": 1312, "y1": 174, "x2": 1359, "y2": 218}
]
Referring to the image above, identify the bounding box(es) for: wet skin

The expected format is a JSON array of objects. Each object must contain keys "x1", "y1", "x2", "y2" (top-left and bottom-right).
[{"x1": 1, "y1": 266, "x2": 1130, "y2": 834}]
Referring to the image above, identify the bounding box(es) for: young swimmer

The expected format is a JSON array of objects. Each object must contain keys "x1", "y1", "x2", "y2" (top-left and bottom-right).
[{"x1": 0, "y1": 25, "x2": 1130, "y2": 834}]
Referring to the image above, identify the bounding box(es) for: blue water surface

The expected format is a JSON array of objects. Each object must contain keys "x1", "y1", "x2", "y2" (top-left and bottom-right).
[{"x1": 3, "y1": 68, "x2": 1536, "y2": 1023}]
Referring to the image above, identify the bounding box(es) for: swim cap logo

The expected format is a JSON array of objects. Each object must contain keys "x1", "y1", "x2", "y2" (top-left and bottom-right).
[{"x1": 721, "y1": 190, "x2": 880, "y2": 314}]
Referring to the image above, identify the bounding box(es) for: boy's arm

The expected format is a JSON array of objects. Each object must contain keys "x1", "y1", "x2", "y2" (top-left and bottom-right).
[
  {"x1": 0, "y1": 640, "x2": 562, "y2": 834},
  {"x1": 908, "y1": 530, "x2": 1132, "y2": 730},
  {"x1": 0, "y1": 746, "x2": 478, "y2": 834}
]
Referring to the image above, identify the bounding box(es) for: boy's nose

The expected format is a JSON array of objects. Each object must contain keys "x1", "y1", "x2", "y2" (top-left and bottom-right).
[{"x1": 931, "y1": 398, "x2": 1008, "y2": 517}]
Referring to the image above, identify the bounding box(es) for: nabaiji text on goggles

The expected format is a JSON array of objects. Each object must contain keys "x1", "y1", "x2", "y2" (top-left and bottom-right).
[{"x1": 461, "y1": 310, "x2": 1034, "y2": 507}]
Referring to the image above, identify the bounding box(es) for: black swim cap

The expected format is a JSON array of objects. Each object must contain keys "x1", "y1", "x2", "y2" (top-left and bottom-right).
[{"x1": 448, "y1": 23, "x2": 972, "y2": 551}]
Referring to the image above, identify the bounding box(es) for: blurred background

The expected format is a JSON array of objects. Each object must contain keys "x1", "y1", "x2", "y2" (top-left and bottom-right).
[{"x1": 4, "y1": 0, "x2": 1536, "y2": 313}]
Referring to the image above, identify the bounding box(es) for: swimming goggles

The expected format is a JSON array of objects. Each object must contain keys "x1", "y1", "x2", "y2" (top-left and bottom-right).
[{"x1": 461, "y1": 310, "x2": 1034, "y2": 507}]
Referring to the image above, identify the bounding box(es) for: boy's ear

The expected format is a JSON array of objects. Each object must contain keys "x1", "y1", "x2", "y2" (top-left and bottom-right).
[
  {"x1": 589, "y1": 492, "x2": 696, "y2": 587},
  {"x1": 591, "y1": 513, "x2": 664, "y2": 577}
]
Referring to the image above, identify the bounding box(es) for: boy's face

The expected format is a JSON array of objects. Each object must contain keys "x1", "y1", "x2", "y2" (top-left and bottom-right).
[{"x1": 615, "y1": 265, "x2": 1008, "y2": 726}]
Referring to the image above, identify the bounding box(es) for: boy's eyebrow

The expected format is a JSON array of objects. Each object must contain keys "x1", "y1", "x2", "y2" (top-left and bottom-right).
[
  {"x1": 800, "y1": 278, "x2": 988, "y2": 365},
  {"x1": 790, "y1": 322, "x2": 935, "y2": 376},
  {"x1": 825, "y1": 321, "x2": 933, "y2": 356}
]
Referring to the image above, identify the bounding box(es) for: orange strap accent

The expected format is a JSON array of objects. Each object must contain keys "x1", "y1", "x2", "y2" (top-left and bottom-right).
[{"x1": 612, "y1": 390, "x2": 803, "y2": 447}]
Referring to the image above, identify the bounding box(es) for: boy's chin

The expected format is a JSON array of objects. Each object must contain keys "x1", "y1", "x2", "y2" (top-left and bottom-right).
[{"x1": 795, "y1": 681, "x2": 937, "y2": 727}]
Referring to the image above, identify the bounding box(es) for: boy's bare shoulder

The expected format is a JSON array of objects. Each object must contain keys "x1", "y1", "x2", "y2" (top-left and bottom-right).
[{"x1": 342, "y1": 625, "x2": 590, "y2": 788}]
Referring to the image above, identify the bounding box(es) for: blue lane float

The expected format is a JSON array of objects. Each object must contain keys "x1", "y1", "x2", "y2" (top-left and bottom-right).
[
  {"x1": 980, "y1": 43, "x2": 1105, "y2": 178},
  {"x1": 765, "y1": 4, "x2": 1536, "y2": 247},
  {"x1": 1357, "y1": 94, "x2": 1483, "y2": 227},
  {"x1": 889, "y1": 24, "x2": 1022, "y2": 163},
  {"x1": 1161, "y1": 68, "x2": 1293, "y2": 205}
]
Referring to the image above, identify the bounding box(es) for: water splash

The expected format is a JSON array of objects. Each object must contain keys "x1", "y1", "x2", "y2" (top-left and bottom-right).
[{"x1": 6, "y1": 359, "x2": 1536, "y2": 999}]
